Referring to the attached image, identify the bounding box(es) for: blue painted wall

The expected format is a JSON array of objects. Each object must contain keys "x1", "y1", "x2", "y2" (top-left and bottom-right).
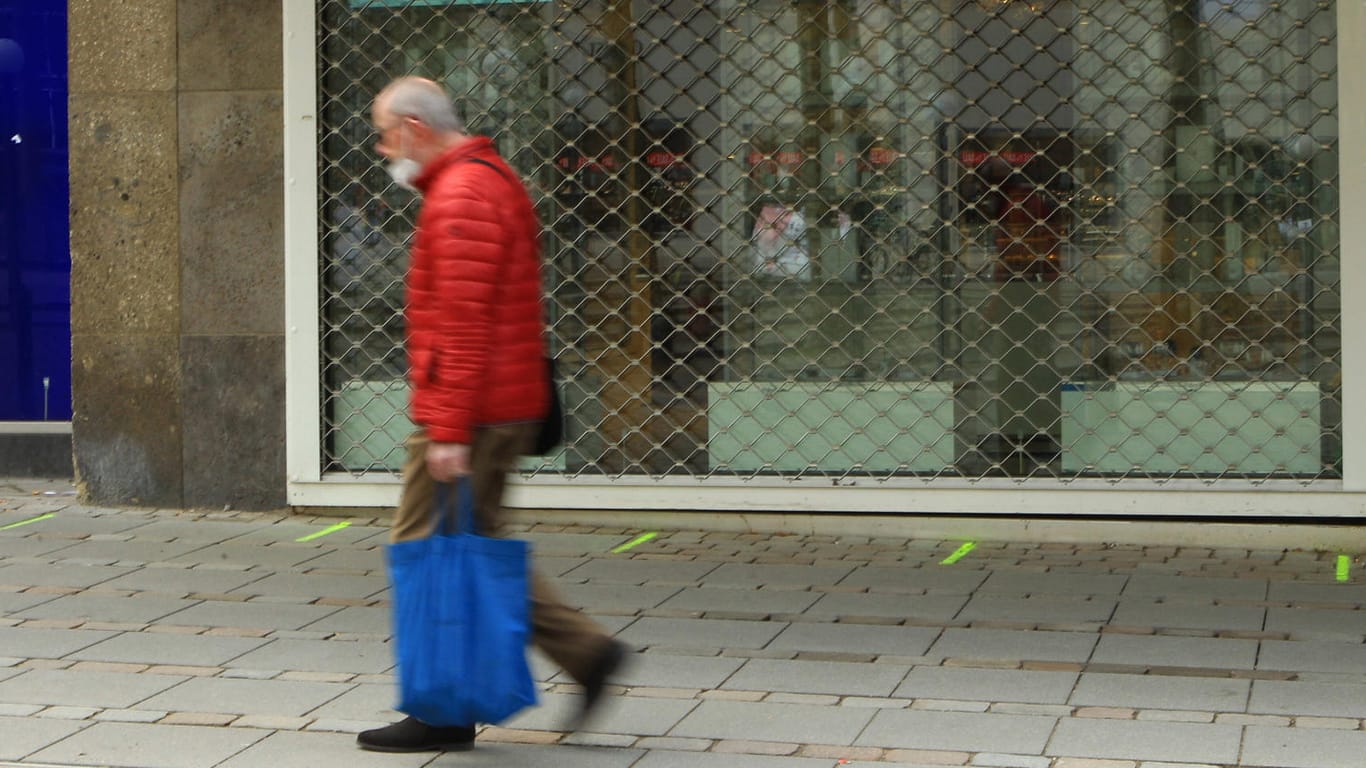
[{"x1": 0, "y1": 1, "x2": 70, "y2": 421}]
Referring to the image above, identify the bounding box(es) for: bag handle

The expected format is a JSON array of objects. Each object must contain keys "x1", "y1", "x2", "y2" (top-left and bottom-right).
[{"x1": 434, "y1": 480, "x2": 478, "y2": 536}]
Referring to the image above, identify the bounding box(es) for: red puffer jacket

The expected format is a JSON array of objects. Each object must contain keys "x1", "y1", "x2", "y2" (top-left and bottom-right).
[{"x1": 406, "y1": 137, "x2": 548, "y2": 444}]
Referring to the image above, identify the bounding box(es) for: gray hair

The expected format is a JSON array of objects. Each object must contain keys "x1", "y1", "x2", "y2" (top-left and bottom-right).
[{"x1": 381, "y1": 76, "x2": 464, "y2": 133}]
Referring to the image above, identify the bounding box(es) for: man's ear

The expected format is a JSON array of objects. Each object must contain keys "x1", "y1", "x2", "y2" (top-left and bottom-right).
[{"x1": 404, "y1": 115, "x2": 433, "y2": 142}]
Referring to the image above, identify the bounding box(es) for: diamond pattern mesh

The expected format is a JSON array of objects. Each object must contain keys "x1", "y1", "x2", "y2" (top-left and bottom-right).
[{"x1": 316, "y1": 0, "x2": 1340, "y2": 482}]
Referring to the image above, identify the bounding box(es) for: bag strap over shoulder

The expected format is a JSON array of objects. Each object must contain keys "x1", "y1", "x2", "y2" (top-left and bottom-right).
[{"x1": 464, "y1": 156, "x2": 511, "y2": 183}]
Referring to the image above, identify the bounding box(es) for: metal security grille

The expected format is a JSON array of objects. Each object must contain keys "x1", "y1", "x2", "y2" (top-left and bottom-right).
[{"x1": 316, "y1": 0, "x2": 1340, "y2": 483}]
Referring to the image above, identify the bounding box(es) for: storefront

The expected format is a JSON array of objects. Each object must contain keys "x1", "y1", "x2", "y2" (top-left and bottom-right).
[
  {"x1": 1, "y1": 0, "x2": 72, "y2": 476},
  {"x1": 284, "y1": 0, "x2": 1359, "y2": 516}
]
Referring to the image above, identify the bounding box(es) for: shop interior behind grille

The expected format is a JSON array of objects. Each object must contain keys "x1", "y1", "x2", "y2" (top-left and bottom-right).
[{"x1": 315, "y1": 0, "x2": 1340, "y2": 484}]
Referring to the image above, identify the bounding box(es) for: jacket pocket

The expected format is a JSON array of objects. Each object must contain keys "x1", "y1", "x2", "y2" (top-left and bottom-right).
[{"x1": 410, "y1": 348, "x2": 436, "y2": 387}]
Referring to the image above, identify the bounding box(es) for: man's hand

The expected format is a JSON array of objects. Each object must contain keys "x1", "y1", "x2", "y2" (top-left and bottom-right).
[{"x1": 426, "y1": 442, "x2": 471, "y2": 482}]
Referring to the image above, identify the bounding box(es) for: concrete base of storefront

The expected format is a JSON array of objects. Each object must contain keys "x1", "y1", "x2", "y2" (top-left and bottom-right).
[
  {"x1": 0, "y1": 426, "x2": 73, "y2": 478},
  {"x1": 521, "y1": 510, "x2": 1366, "y2": 551},
  {"x1": 298, "y1": 504, "x2": 1366, "y2": 551}
]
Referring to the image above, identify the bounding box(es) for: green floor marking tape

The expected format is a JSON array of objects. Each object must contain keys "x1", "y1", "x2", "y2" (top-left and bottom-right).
[
  {"x1": 612, "y1": 531, "x2": 658, "y2": 554},
  {"x1": 0, "y1": 513, "x2": 55, "y2": 531},
  {"x1": 295, "y1": 521, "x2": 351, "y2": 542},
  {"x1": 1337, "y1": 555, "x2": 1351, "y2": 582},
  {"x1": 940, "y1": 541, "x2": 977, "y2": 565}
]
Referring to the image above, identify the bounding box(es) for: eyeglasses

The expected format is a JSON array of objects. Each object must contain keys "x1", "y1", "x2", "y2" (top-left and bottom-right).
[{"x1": 373, "y1": 115, "x2": 411, "y2": 154}]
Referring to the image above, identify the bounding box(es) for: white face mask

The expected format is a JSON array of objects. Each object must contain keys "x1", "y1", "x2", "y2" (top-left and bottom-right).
[
  {"x1": 386, "y1": 156, "x2": 421, "y2": 191},
  {"x1": 384, "y1": 120, "x2": 421, "y2": 192}
]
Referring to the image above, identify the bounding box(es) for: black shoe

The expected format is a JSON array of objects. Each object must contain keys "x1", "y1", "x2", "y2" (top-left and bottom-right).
[
  {"x1": 356, "y1": 716, "x2": 475, "y2": 752},
  {"x1": 574, "y1": 639, "x2": 628, "y2": 729}
]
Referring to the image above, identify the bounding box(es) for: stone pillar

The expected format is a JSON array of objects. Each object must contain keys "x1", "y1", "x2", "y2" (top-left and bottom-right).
[{"x1": 70, "y1": 0, "x2": 285, "y2": 509}]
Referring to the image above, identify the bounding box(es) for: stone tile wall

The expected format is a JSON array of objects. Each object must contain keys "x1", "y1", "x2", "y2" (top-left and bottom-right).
[{"x1": 70, "y1": 0, "x2": 285, "y2": 509}]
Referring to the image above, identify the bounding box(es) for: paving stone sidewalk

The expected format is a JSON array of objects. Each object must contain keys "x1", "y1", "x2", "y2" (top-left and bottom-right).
[{"x1": 1, "y1": 477, "x2": 1365, "y2": 768}]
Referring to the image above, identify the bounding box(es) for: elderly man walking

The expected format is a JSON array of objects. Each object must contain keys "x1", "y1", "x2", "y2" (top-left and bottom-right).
[{"x1": 358, "y1": 76, "x2": 625, "y2": 754}]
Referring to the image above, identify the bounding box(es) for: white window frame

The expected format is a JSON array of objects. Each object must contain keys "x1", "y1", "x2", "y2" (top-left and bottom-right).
[{"x1": 283, "y1": 0, "x2": 1366, "y2": 516}]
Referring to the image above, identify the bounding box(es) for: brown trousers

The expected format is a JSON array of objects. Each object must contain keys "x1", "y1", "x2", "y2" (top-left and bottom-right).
[{"x1": 393, "y1": 425, "x2": 610, "y2": 685}]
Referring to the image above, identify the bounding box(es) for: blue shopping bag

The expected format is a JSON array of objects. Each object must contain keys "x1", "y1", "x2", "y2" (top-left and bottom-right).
[{"x1": 387, "y1": 481, "x2": 537, "y2": 726}]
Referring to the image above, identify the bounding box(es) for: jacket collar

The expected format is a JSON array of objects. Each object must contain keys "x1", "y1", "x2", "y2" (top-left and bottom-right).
[{"x1": 413, "y1": 136, "x2": 497, "y2": 194}]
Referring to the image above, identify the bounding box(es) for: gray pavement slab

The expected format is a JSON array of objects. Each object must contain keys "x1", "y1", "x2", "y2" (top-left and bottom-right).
[
  {"x1": 49, "y1": 538, "x2": 213, "y2": 564},
  {"x1": 926, "y1": 628, "x2": 1098, "y2": 662},
  {"x1": 564, "y1": 558, "x2": 721, "y2": 584},
  {"x1": 841, "y1": 764, "x2": 972, "y2": 768},
  {"x1": 1248, "y1": 678, "x2": 1366, "y2": 717},
  {"x1": 432, "y1": 743, "x2": 644, "y2": 768},
  {"x1": 767, "y1": 622, "x2": 940, "y2": 656},
  {"x1": 1241, "y1": 724, "x2": 1366, "y2": 768},
  {"x1": 139, "y1": 676, "x2": 355, "y2": 716},
  {"x1": 978, "y1": 571, "x2": 1129, "y2": 596},
  {"x1": 1264, "y1": 606, "x2": 1366, "y2": 638},
  {"x1": 723, "y1": 658, "x2": 911, "y2": 697},
  {"x1": 0, "y1": 714, "x2": 89, "y2": 761},
  {"x1": 28, "y1": 721, "x2": 268, "y2": 768},
  {"x1": 556, "y1": 583, "x2": 683, "y2": 613},
  {"x1": 616, "y1": 617, "x2": 788, "y2": 650},
  {"x1": 12, "y1": 593, "x2": 201, "y2": 623},
  {"x1": 223, "y1": 637, "x2": 394, "y2": 674},
  {"x1": 0, "y1": 536, "x2": 78, "y2": 558},
  {"x1": 301, "y1": 605, "x2": 390, "y2": 634},
  {"x1": 1257, "y1": 639, "x2": 1366, "y2": 673},
  {"x1": 896, "y1": 666, "x2": 1079, "y2": 704},
  {"x1": 0, "y1": 561, "x2": 136, "y2": 588},
  {"x1": 597, "y1": 651, "x2": 742, "y2": 689},
  {"x1": 535, "y1": 555, "x2": 590, "y2": 577},
  {"x1": 0, "y1": 626, "x2": 117, "y2": 658},
  {"x1": 520, "y1": 531, "x2": 632, "y2": 555},
  {"x1": 161, "y1": 600, "x2": 344, "y2": 631},
  {"x1": 1046, "y1": 718, "x2": 1242, "y2": 764},
  {"x1": 1090, "y1": 633, "x2": 1258, "y2": 669},
  {"x1": 169, "y1": 542, "x2": 327, "y2": 569},
  {"x1": 297, "y1": 547, "x2": 386, "y2": 572},
  {"x1": 69, "y1": 632, "x2": 270, "y2": 666},
  {"x1": 223, "y1": 521, "x2": 380, "y2": 547},
  {"x1": 107, "y1": 519, "x2": 264, "y2": 542},
  {"x1": 99, "y1": 565, "x2": 269, "y2": 595},
  {"x1": 170, "y1": 538, "x2": 325, "y2": 568},
  {"x1": 1122, "y1": 574, "x2": 1268, "y2": 601},
  {"x1": 670, "y1": 699, "x2": 873, "y2": 744},
  {"x1": 505, "y1": 690, "x2": 696, "y2": 736},
  {"x1": 956, "y1": 595, "x2": 1117, "y2": 623},
  {"x1": 837, "y1": 565, "x2": 989, "y2": 593},
  {"x1": 855, "y1": 708, "x2": 1057, "y2": 753},
  {"x1": 1265, "y1": 580, "x2": 1366, "y2": 604},
  {"x1": 805, "y1": 591, "x2": 968, "y2": 621},
  {"x1": 590, "y1": 614, "x2": 636, "y2": 636},
  {"x1": 228, "y1": 571, "x2": 387, "y2": 600},
  {"x1": 0, "y1": 590, "x2": 56, "y2": 614},
  {"x1": 5, "y1": 483, "x2": 1366, "y2": 767},
  {"x1": 302, "y1": 682, "x2": 397, "y2": 722},
  {"x1": 657, "y1": 586, "x2": 821, "y2": 616},
  {"x1": 1110, "y1": 599, "x2": 1267, "y2": 631},
  {"x1": 0, "y1": 668, "x2": 187, "y2": 708},
  {"x1": 633, "y1": 751, "x2": 836, "y2": 768},
  {"x1": 216, "y1": 731, "x2": 432, "y2": 768},
  {"x1": 351, "y1": 527, "x2": 393, "y2": 547},
  {"x1": 701, "y1": 563, "x2": 856, "y2": 587},
  {"x1": 0, "y1": 510, "x2": 146, "y2": 536},
  {"x1": 1069, "y1": 672, "x2": 1250, "y2": 711}
]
